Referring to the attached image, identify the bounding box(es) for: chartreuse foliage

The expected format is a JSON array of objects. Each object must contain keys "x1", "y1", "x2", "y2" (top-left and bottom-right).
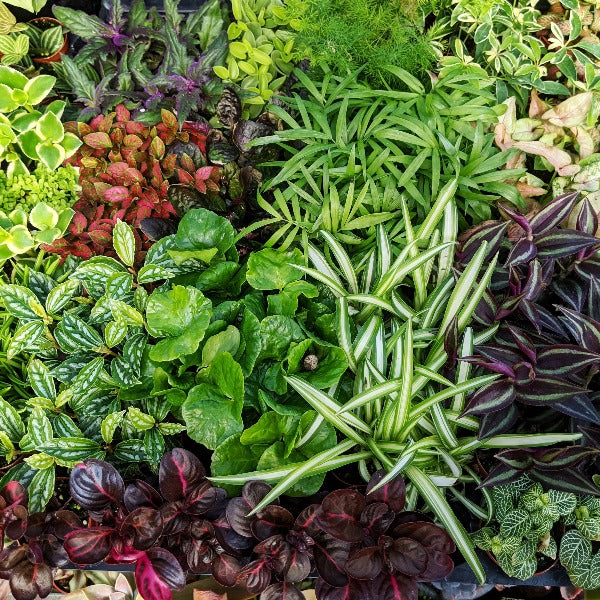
[
  {"x1": 0, "y1": 66, "x2": 81, "y2": 177},
  {"x1": 0, "y1": 209, "x2": 350, "y2": 510},
  {"x1": 246, "y1": 66, "x2": 524, "y2": 247},
  {"x1": 209, "y1": 181, "x2": 580, "y2": 582}
]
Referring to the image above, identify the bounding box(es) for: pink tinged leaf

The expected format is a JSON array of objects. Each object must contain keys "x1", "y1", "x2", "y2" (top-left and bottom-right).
[
  {"x1": 84, "y1": 132, "x2": 113, "y2": 149},
  {"x1": 251, "y1": 505, "x2": 295, "y2": 540},
  {"x1": 498, "y1": 203, "x2": 532, "y2": 235},
  {"x1": 226, "y1": 481, "x2": 273, "y2": 538},
  {"x1": 123, "y1": 134, "x2": 144, "y2": 149},
  {"x1": 63, "y1": 527, "x2": 114, "y2": 565},
  {"x1": 104, "y1": 186, "x2": 130, "y2": 203},
  {"x1": 345, "y1": 546, "x2": 384, "y2": 580},
  {"x1": 366, "y1": 470, "x2": 406, "y2": 512},
  {"x1": 261, "y1": 582, "x2": 305, "y2": 600},
  {"x1": 237, "y1": 558, "x2": 272, "y2": 595},
  {"x1": 106, "y1": 162, "x2": 129, "y2": 182},
  {"x1": 385, "y1": 537, "x2": 428, "y2": 576},
  {"x1": 462, "y1": 380, "x2": 516, "y2": 416},
  {"x1": 116, "y1": 104, "x2": 131, "y2": 122},
  {"x1": 120, "y1": 507, "x2": 163, "y2": 550},
  {"x1": 360, "y1": 502, "x2": 396, "y2": 539},
  {"x1": 135, "y1": 548, "x2": 186, "y2": 600},
  {"x1": 211, "y1": 553, "x2": 240, "y2": 587},
  {"x1": 124, "y1": 168, "x2": 145, "y2": 185},
  {"x1": 159, "y1": 448, "x2": 206, "y2": 502},
  {"x1": 1, "y1": 481, "x2": 27, "y2": 507},
  {"x1": 314, "y1": 580, "x2": 355, "y2": 600},
  {"x1": 369, "y1": 572, "x2": 419, "y2": 600},
  {"x1": 70, "y1": 459, "x2": 124, "y2": 511},
  {"x1": 316, "y1": 490, "x2": 365, "y2": 542},
  {"x1": 514, "y1": 141, "x2": 577, "y2": 176},
  {"x1": 284, "y1": 547, "x2": 312, "y2": 583},
  {"x1": 392, "y1": 522, "x2": 455, "y2": 554},
  {"x1": 124, "y1": 480, "x2": 162, "y2": 512},
  {"x1": 461, "y1": 357, "x2": 517, "y2": 378},
  {"x1": 10, "y1": 561, "x2": 53, "y2": 600},
  {"x1": 313, "y1": 534, "x2": 350, "y2": 587},
  {"x1": 418, "y1": 549, "x2": 454, "y2": 581},
  {"x1": 294, "y1": 504, "x2": 321, "y2": 537}
]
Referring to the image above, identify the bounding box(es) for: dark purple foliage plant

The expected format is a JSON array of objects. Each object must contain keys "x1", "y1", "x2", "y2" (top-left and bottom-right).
[{"x1": 63, "y1": 449, "x2": 456, "y2": 600}]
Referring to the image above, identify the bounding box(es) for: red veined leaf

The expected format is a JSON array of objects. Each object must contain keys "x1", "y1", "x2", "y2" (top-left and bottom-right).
[
  {"x1": 368, "y1": 572, "x2": 418, "y2": 600},
  {"x1": 294, "y1": 504, "x2": 320, "y2": 537},
  {"x1": 313, "y1": 533, "x2": 350, "y2": 587},
  {"x1": 50, "y1": 510, "x2": 83, "y2": 541},
  {"x1": 63, "y1": 527, "x2": 113, "y2": 565},
  {"x1": 84, "y1": 132, "x2": 112, "y2": 149},
  {"x1": 1, "y1": 481, "x2": 27, "y2": 507},
  {"x1": 314, "y1": 580, "x2": 356, "y2": 600},
  {"x1": 185, "y1": 480, "x2": 225, "y2": 515},
  {"x1": 251, "y1": 505, "x2": 294, "y2": 540},
  {"x1": 135, "y1": 548, "x2": 186, "y2": 600},
  {"x1": 261, "y1": 582, "x2": 305, "y2": 600},
  {"x1": 124, "y1": 481, "x2": 162, "y2": 512},
  {"x1": 393, "y1": 522, "x2": 455, "y2": 554},
  {"x1": 236, "y1": 558, "x2": 272, "y2": 595},
  {"x1": 70, "y1": 459, "x2": 124, "y2": 511},
  {"x1": 120, "y1": 507, "x2": 163, "y2": 550},
  {"x1": 211, "y1": 553, "x2": 240, "y2": 587},
  {"x1": 226, "y1": 481, "x2": 272, "y2": 538},
  {"x1": 344, "y1": 546, "x2": 383, "y2": 580},
  {"x1": 10, "y1": 561, "x2": 53, "y2": 600},
  {"x1": 418, "y1": 549, "x2": 454, "y2": 581},
  {"x1": 366, "y1": 470, "x2": 406, "y2": 512},
  {"x1": 386, "y1": 537, "x2": 428, "y2": 576},
  {"x1": 316, "y1": 490, "x2": 365, "y2": 542},
  {"x1": 360, "y1": 502, "x2": 395, "y2": 539},
  {"x1": 159, "y1": 448, "x2": 205, "y2": 502},
  {"x1": 284, "y1": 545, "x2": 312, "y2": 583}
]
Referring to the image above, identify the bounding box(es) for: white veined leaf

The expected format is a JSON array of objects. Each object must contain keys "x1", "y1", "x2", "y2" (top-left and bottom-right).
[
  {"x1": 101, "y1": 410, "x2": 126, "y2": 444},
  {"x1": 113, "y1": 219, "x2": 136, "y2": 266},
  {"x1": 7, "y1": 320, "x2": 44, "y2": 359},
  {"x1": 45, "y1": 279, "x2": 80, "y2": 314},
  {"x1": 28, "y1": 359, "x2": 56, "y2": 400},
  {"x1": 27, "y1": 407, "x2": 52, "y2": 446},
  {"x1": 560, "y1": 531, "x2": 592, "y2": 570},
  {"x1": 127, "y1": 407, "x2": 155, "y2": 431},
  {"x1": 104, "y1": 320, "x2": 128, "y2": 348},
  {"x1": 0, "y1": 398, "x2": 23, "y2": 443}
]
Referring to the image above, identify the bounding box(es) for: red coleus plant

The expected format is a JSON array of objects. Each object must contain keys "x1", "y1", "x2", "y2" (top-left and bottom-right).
[
  {"x1": 0, "y1": 482, "x2": 82, "y2": 600},
  {"x1": 64, "y1": 450, "x2": 455, "y2": 600},
  {"x1": 44, "y1": 106, "x2": 220, "y2": 262}
]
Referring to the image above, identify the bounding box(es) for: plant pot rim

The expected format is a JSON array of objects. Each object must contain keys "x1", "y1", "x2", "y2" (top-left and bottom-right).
[
  {"x1": 485, "y1": 550, "x2": 559, "y2": 578},
  {"x1": 28, "y1": 17, "x2": 69, "y2": 64}
]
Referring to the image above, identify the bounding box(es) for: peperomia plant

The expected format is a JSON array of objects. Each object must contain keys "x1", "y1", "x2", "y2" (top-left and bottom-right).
[
  {"x1": 0, "y1": 66, "x2": 81, "y2": 176},
  {"x1": 65, "y1": 449, "x2": 456, "y2": 600}
]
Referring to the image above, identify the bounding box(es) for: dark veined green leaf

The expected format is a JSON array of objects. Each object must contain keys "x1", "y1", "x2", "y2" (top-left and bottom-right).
[
  {"x1": 27, "y1": 467, "x2": 55, "y2": 513},
  {"x1": 38, "y1": 437, "x2": 102, "y2": 463},
  {"x1": 54, "y1": 313, "x2": 104, "y2": 353}
]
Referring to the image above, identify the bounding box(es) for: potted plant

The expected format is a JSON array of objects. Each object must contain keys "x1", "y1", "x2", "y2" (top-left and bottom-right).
[{"x1": 24, "y1": 16, "x2": 68, "y2": 63}]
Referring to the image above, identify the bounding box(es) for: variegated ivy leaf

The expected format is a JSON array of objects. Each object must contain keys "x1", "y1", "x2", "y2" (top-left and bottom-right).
[
  {"x1": 549, "y1": 489, "x2": 577, "y2": 516},
  {"x1": 25, "y1": 453, "x2": 55, "y2": 470},
  {"x1": 0, "y1": 285, "x2": 45, "y2": 320},
  {"x1": 109, "y1": 300, "x2": 144, "y2": 327},
  {"x1": 101, "y1": 410, "x2": 126, "y2": 444},
  {"x1": 106, "y1": 272, "x2": 134, "y2": 300},
  {"x1": 7, "y1": 320, "x2": 45, "y2": 359},
  {"x1": 28, "y1": 359, "x2": 56, "y2": 400},
  {"x1": 134, "y1": 286, "x2": 148, "y2": 313},
  {"x1": 138, "y1": 264, "x2": 175, "y2": 285},
  {"x1": 45, "y1": 280, "x2": 80, "y2": 315},
  {"x1": 127, "y1": 407, "x2": 155, "y2": 431},
  {"x1": 27, "y1": 407, "x2": 53, "y2": 446},
  {"x1": 560, "y1": 530, "x2": 592, "y2": 569},
  {"x1": 0, "y1": 397, "x2": 25, "y2": 442},
  {"x1": 0, "y1": 432, "x2": 15, "y2": 462},
  {"x1": 28, "y1": 467, "x2": 55, "y2": 513},
  {"x1": 105, "y1": 320, "x2": 128, "y2": 347},
  {"x1": 54, "y1": 313, "x2": 104, "y2": 353},
  {"x1": 71, "y1": 257, "x2": 128, "y2": 299},
  {"x1": 113, "y1": 219, "x2": 136, "y2": 267},
  {"x1": 157, "y1": 422, "x2": 186, "y2": 436},
  {"x1": 500, "y1": 509, "x2": 531, "y2": 538}
]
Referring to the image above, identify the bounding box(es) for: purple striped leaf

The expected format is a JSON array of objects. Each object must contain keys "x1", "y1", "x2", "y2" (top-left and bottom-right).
[
  {"x1": 552, "y1": 279, "x2": 586, "y2": 311},
  {"x1": 477, "y1": 404, "x2": 519, "y2": 440},
  {"x1": 463, "y1": 380, "x2": 516, "y2": 415},
  {"x1": 496, "y1": 449, "x2": 535, "y2": 469},
  {"x1": 522, "y1": 260, "x2": 543, "y2": 301},
  {"x1": 557, "y1": 306, "x2": 600, "y2": 352},
  {"x1": 475, "y1": 344, "x2": 521, "y2": 365},
  {"x1": 480, "y1": 465, "x2": 527, "y2": 489},
  {"x1": 575, "y1": 255, "x2": 600, "y2": 280},
  {"x1": 498, "y1": 203, "x2": 532, "y2": 234},
  {"x1": 576, "y1": 198, "x2": 598, "y2": 236},
  {"x1": 536, "y1": 345, "x2": 600, "y2": 375},
  {"x1": 531, "y1": 470, "x2": 600, "y2": 497},
  {"x1": 519, "y1": 299, "x2": 541, "y2": 332},
  {"x1": 531, "y1": 446, "x2": 599, "y2": 469},
  {"x1": 461, "y1": 357, "x2": 516, "y2": 378},
  {"x1": 553, "y1": 395, "x2": 600, "y2": 425},
  {"x1": 516, "y1": 377, "x2": 586, "y2": 405},
  {"x1": 536, "y1": 229, "x2": 599, "y2": 259},
  {"x1": 507, "y1": 326, "x2": 537, "y2": 364},
  {"x1": 588, "y1": 277, "x2": 600, "y2": 322},
  {"x1": 458, "y1": 222, "x2": 509, "y2": 264},
  {"x1": 529, "y1": 191, "x2": 579, "y2": 234},
  {"x1": 506, "y1": 238, "x2": 537, "y2": 267},
  {"x1": 535, "y1": 304, "x2": 567, "y2": 337}
]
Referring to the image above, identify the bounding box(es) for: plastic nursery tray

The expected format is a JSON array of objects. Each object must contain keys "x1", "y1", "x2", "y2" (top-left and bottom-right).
[{"x1": 100, "y1": 0, "x2": 210, "y2": 16}]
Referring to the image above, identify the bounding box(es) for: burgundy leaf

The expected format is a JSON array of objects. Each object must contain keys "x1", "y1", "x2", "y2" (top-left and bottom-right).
[
  {"x1": 51, "y1": 510, "x2": 83, "y2": 540},
  {"x1": 294, "y1": 504, "x2": 321, "y2": 537},
  {"x1": 315, "y1": 580, "x2": 355, "y2": 600},
  {"x1": 498, "y1": 203, "x2": 532, "y2": 235},
  {"x1": 506, "y1": 238, "x2": 537, "y2": 267},
  {"x1": 243, "y1": 481, "x2": 273, "y2": 507},
  {"x1": 124, "y1": 480, "x2": 162, "y2": 512},
  {"x1": 284, "y1": 546, "x2": 312, "y2": 583},
  {"x1": 393, "y1": 522, "x2": 455, "y2": 554},
  {"x1": 360, "y1": 503, "x2": 396, "y2": 540},
  {"x1": 135, "y1": 548, "x2": 186, "y2": 600},
  {"x1": 507, "y1": 326, "x2": 537, "y2": 364},
  {"x1": 212, "y1": 553, "x2": 240, "y2": 587},
  {"x1": 418, "y1": 549, "x2": 455, "y2": 581},
  {"x1": 226, "y1": 497, "x2": 255, "y2": 539},
  {"x1": 184, "y1": 480, "x2": 222, "y2": 515},
  {"x1": 120, "y1": 507, "x2": 163, "y2": 550},
  {"x1": 366, "y1": 470, "x2": 406, "y2": 512},
  {"x1": 345, "y1": 546, "x2": 384, "y2": 580},
  {"x1": 70, "y1": 459, "x2": 124, "y2": 511},
  {"x1": 461, "y1": 357, "x2": 516, "y2": 378},
  {"x1": 254, "y1": 535, "x2": 290, "y2": 574},
  {"x1": 316, "y1": 490, "x2": 365, "y2": 543},
  {"x1": 159, "y1": 448, "x2": 205, "y2": 502},
  {"x1": 159, "y1": 501, "x2": 185, "y2": 536},
  {"x1": 463, "y1": 380, "x2": 516, "y2": 416},
  {"x1": 252, "y1": 505, "x2": 294, "y2": 540},
  {"x1": 261, "y1": 582, "x2": 305, "y2": 600},
  {"x1": 313, "y1": 534, "x2": 351, "y2": 587},
  {"x1": 386, "y1": 537, "x2": 428, "y2": 576},
  {"x1": 183, "y1": 537, "x2": 215, "y2": 574},
  {"x1": 0, "y1": 545, "x2": 28, "y2": 570},
  {"x1": 1, "y1": 481, "x2": 27, "y2": 507},
  {"x1": 237, "y1": 558, "x2": 272, "y2": 595},
  {"x1": 4, "y1": 505, "x2": 28, "y2": 540},
  {"x1": 213, "y1": 514, "x2": 255, "y2": 554},
  {"x1": 10, "y1": 561, "x2": 53, "y2": 600},
  {"x1": 529, "y1": 191, "x2": 580, "y2": 234},
  {"x1": 63, "y1": 527, "x2": 113, "y2": 565},
  {"x1": 369, "y1": 571, "x2": 418, "y2": 600}
]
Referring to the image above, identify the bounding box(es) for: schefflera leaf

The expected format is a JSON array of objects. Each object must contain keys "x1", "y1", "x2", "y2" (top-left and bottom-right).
[{"x1": 146, "y1": 285, "x2": 213, "y2": 362}]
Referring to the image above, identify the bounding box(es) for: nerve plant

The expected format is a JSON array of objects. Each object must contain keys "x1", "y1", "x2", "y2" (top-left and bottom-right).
[
  {"x1": 209, "y1": 180, "x2": 581, "y2": 583},
  {"x1": 64, "y1": 448, "x2": 456, "y2": 600}
]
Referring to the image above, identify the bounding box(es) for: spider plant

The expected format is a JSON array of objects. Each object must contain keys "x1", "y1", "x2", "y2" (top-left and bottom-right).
[{"x1": 210, "y1": 181, "x2": 580, "y2": 583}]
